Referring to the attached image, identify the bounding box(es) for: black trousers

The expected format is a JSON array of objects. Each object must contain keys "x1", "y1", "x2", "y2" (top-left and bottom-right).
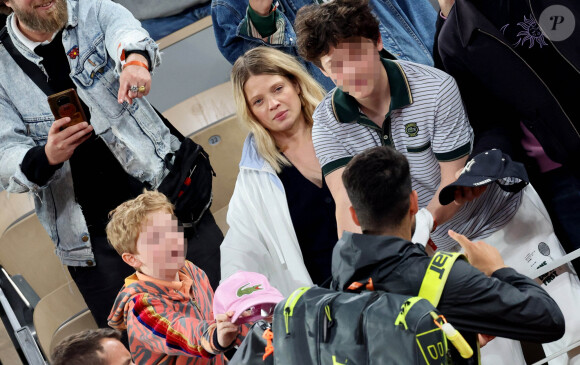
[{"x1": 68, "y1": 211, "x2": 223, "y2": 329}]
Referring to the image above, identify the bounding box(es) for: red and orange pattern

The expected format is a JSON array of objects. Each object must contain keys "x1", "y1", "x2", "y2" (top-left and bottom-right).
[{"x1": 109, "y1": 261, "x2": 247, "y2": 364}]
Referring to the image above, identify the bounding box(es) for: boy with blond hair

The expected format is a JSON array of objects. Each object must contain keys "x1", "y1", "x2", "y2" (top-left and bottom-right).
[{"x1": 107, "y1": 190, "x2": 244, "y2": 364}]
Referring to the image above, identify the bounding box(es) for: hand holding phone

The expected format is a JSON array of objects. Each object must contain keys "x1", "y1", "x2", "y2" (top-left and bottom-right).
[
  {"x1": 47, "y1": 88, "x2": 87, "y2": 129},
  {"x1": 44, "y1": 89, "x2": 92, "y2": 165},
  {"x1": 45, "y1": 117, "x2": 93, "y2": 165}
]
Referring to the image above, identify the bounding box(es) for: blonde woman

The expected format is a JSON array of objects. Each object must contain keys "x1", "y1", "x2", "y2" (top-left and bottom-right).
[{"x1": 222, "y1": 47, "x2": 336, "y2": 295}]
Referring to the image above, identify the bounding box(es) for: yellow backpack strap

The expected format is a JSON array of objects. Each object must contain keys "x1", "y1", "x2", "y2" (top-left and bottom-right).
[
  {"x1": 419, "y1": 252, "x2": 465, "y2": 307},
  {"x1": 394, "y1": 296, "x2": 424, "y2": 330}
]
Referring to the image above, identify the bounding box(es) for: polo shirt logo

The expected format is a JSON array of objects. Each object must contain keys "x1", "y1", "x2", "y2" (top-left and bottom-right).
[{"x1": 405, "y1": 122, "x2": 419, "y2": 137}]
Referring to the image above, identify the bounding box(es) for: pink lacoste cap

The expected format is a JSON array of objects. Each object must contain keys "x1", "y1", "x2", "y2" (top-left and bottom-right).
[{"x1": 213, "y1": 271, "x2": 284, "y2": 324}]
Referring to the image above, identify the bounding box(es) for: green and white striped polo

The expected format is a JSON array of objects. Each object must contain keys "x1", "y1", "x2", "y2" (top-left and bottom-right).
[{"x1": 312, "y1": 58, "x2": 521, "y2": 250}]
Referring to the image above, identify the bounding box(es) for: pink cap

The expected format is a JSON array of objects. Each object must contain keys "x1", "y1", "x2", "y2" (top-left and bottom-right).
[{"x1": 213, "y1": 271, "x2": 284, "y2": 324}]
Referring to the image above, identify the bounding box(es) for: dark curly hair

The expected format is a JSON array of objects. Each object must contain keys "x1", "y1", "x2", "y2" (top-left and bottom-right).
[
  {"x1": 342, "y1": 146, "x2": 412, "y2": 233},
  {"x1": 294, "y1": 0, "x2": 380, "y2": 68}
]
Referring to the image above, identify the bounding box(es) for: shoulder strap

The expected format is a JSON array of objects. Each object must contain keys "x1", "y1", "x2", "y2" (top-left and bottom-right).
[
  {"x1": 0, "y1": 26, "x2": 54, "y2": 95},
  {"x1": 151, "y1": 105, "x2": 185, "y2": 142},
  {"x1": 419, "y1": 252, "x2": 465, "y2": 307}
]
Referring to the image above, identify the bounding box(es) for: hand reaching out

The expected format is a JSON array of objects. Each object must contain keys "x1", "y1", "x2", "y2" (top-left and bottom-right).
[
  {"x1": 117, "y1": 54, "x2": 151, "y2": 105},
  {"x1": 448, "y1": 230, "x2": 506, "y2": 276}
]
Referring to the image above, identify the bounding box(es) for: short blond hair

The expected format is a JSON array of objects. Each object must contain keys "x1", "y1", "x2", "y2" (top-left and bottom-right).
[
  {"x1": 106, "y1": 190, "x2": 174, "y2": 255},
  {"x1": 231, "y1": 47, "x2": 325, "y2": 172}
]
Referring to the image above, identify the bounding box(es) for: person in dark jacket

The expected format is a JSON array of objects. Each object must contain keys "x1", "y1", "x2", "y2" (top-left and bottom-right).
[
  {"x1": 333, "y1": 146, "x2": 565, "y2": 364},
  {"x1": 433, "y1": 0, "x2": 580, "y2": 259}
]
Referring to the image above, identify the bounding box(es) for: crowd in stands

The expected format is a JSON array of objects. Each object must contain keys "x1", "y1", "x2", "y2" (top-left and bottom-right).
[{"x1": 0, "y1": 0, "x2": 579, "y2": 364}]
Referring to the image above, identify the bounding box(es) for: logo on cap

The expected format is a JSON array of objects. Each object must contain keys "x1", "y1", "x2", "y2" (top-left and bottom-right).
[
  {"x1": 459, "y1": 159, "x2": 476, "y2": 176},
  {"x1": 237, "y1": 283, "x2": 263, "y2": 297}
]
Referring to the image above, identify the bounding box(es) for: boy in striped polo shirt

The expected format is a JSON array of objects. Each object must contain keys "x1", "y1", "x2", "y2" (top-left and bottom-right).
[
  {"x1": 294, "y1": 0, "x2": 519, "y2": 250},
  {"x1": 295, "y1": 1, "x2": 580, "y2": 363}
]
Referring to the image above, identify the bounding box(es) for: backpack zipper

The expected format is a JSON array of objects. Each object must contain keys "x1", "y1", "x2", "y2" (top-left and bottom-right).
[
  {"x1": 322, "y1": 294, "x2": 341, "y2": 343},
  {"x1": 356, "y1": 292, "x2": 381, "y2": 345},
  {"x1": 283, "y1": 287, "x2": 310, "y2": 335}
]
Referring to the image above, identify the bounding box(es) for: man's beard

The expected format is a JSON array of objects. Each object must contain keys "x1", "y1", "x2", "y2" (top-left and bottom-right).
[{"x1": 12, "y1": 0, "x2": 68, "y2": 34}]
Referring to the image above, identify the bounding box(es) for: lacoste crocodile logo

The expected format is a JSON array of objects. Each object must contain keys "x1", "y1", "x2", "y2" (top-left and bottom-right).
[{"x1": 237, "y1": 283, "x2": 263, "y2": 297}]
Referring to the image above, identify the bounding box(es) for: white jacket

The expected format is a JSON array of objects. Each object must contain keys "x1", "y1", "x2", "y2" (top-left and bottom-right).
[{"x1": 221, "y1": 134, "x2": 313, "y2": 296}]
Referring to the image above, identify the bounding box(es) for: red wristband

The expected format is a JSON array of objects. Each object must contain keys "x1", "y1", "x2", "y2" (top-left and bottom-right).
[{"x1": 123, "y1": 60, "x2": 149, "y2": 71}]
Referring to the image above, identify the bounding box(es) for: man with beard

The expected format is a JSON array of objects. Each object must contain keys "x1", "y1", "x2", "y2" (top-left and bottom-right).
[{"x1": 0, "y1": 0, "x2": 223, "y2": 330}]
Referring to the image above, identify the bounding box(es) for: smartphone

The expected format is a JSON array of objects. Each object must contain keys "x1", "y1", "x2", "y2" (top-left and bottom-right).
[{"x1": 47, "y1": 88, "x2": 87, "y2": 129}]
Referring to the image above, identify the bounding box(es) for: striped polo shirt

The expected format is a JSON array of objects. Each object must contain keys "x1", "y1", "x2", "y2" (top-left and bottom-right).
[{"x1": 312, "y1": 58, "x2": 522, "y2": 250}]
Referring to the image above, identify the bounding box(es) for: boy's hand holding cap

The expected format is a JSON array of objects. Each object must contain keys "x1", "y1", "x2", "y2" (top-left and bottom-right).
[{"x1": 213, "y1": 271, "x2": 284, "y2": 325}]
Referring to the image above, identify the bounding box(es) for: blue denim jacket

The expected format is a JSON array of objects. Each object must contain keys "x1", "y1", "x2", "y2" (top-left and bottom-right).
[
  {"x1": 0, "y1": 0, "x2": 180, "y2": 266},
  {"x1": 211, "y1": 0, "x2": 436, "y2": 90}
]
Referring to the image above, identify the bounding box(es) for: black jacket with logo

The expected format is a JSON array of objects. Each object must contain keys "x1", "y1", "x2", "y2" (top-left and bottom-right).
[
  {"x1": 331, "y1": 233, "x2": 565, "y2": 363},
  {"x1": 434, "y1": 0, "x2": 580, "y2": 173}
]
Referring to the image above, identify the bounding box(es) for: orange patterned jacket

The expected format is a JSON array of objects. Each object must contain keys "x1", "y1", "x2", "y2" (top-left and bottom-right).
[{"x1": 108, "y1": 261, "x2": 247, "y2": 364}]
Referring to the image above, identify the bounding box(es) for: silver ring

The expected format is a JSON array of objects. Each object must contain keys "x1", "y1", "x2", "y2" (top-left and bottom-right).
[{"x1": 129, "y1": 85, "x2": 138, "y2": 93}]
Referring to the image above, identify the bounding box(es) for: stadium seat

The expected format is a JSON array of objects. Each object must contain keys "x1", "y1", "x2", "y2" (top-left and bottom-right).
[
  {"x1": 0, "y1": 191, "x2": 34, "y2": 236},
  {"x1": 191, "y1": 115, "x2": 249, "y2": 235},
  {"x1": 157, "y1": 15, "x2": 213, "y2": 50},
  {"x1": 49, "y1": 309, "x2": 97, "y2": 357},
  {"x1": 33, "y1": 281, "x2": 95, "y2": 356},
  {"x1": 0, "y1": 214, "x2": 70, "y2": 299},
  {"x1": 148, "y1": 17, "x2": 232, "y2": 112},
  {"x1": 162, "y1": 81, "x2": 236, "y2": 138}
]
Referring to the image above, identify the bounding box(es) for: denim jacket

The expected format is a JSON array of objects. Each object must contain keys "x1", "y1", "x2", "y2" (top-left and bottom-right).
[
  {"x1": 0, "y1": 0, "x2": 180, "y2": 266},
  {"x1": 211, "y1": 0, "x2": 437, "y2": 90}
]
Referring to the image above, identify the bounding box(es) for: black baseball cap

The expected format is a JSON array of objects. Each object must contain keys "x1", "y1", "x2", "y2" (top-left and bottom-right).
[{"x1": 439, "y1": 149, "x2": 529, "y2": 205}]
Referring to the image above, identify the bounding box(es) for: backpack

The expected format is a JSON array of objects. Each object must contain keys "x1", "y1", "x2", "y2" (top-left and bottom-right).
[
  {"x1": 229, "y1": 320, "x2": 275, "y2": 365},
  {"x1": 267, "y1": 252, "x2": 470, "y2": 365},
  {"x1": 157, "y1": 138, "x2": 215, "y2": 233}
]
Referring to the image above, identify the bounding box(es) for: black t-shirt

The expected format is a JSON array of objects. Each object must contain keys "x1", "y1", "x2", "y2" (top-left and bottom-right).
[
  {"x1": 277, "y1": 163, "x2": 338, "y2": 285},
  {"x1": 477, "y1": 1, "x2": 580, "y2": 125},
  {"x1": 21, "y1": 31, "x2": 144, "y2": 237}
]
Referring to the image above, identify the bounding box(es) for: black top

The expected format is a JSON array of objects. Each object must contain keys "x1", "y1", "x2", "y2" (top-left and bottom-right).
[
  {"x1": 277, "y1": 163, "x2": 338, "y2": 285},
  {"x1": 21, "y1": 31, "x2": 144, "y2": 237},
  {"x1": 477, "y1": 1, "x2": 580, "y2": 127},
  {"x1": 332, "y1": 233, "x2": 566, "y2": 364},
  {"x1": 434, "y1": 0, "x2": 580, "y2": 171}
]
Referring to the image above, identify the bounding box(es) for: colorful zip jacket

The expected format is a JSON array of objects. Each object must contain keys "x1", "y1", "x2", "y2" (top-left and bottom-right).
[{"x1": 109, "y1": 261, "x2": 246, "y2": 364}]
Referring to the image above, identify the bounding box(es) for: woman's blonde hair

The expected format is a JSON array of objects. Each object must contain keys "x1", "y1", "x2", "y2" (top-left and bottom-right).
[
  {"x1": 106, "y1": 190, "x2": 174, "y2": 256},
  {"x1": 231, "y1": 47, "x2": 325, "y2": 172}
]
